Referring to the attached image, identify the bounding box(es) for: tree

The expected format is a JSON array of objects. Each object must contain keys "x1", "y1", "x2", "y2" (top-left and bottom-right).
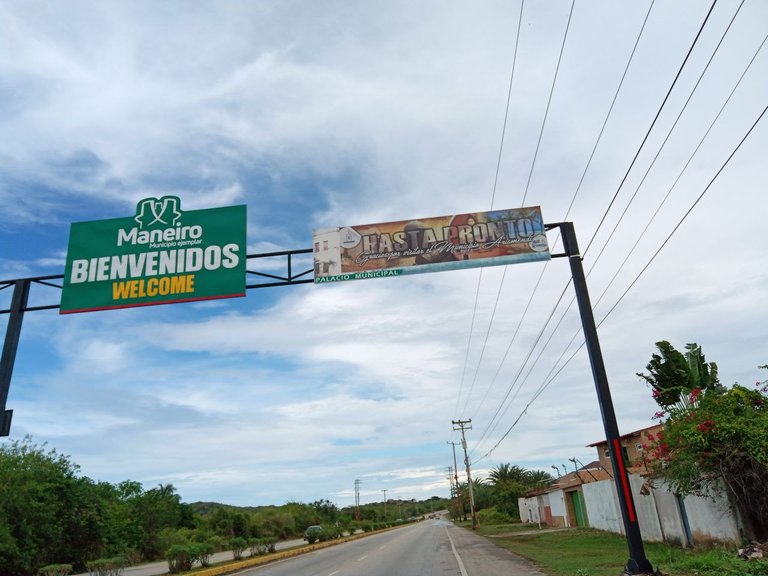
[
  {"x1": 639, "y1": 343, "x2": 768, "y2": 539},
  {"x1": 486, "y1": 465, "x2": 553, "y2": 519},
  {"x1": 636, "y1": 341, "x2": 723, "y2": 412},
  {"x1": 0, "y1": 437, "x2": 109, "y2": 575}
]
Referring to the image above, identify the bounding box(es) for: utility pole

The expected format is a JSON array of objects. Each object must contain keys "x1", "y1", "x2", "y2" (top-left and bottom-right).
[
  {"x1": 381, "y1": 489, "x2": 387, "y2": 524},
  {"x1": 452, "y1": 419, "x2": 477, "y2": 529},
  {"x1": 354, "y1": 479, "x2": 361, "y2": 522},
  {"x1": 447, "y1": 440, "x2": 464, "y2": 520},
  {"x1": 446, "y1": 466, "x2": 456, "y2": 520}
]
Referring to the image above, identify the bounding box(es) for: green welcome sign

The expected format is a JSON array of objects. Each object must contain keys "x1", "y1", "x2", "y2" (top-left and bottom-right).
[{"x1": 60, "y1": 197, "x2": 246, "y2": 314}]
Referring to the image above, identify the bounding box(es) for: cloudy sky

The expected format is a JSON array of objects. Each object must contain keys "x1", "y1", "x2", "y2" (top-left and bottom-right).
[{"x1": 1, "y1": 0, "x2": 767, "y2": 508}]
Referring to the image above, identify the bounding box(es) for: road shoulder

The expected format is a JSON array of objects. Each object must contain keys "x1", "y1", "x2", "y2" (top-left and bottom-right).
[{"x1": 446, "y1": 524, "x2": 545, "y2": 576}]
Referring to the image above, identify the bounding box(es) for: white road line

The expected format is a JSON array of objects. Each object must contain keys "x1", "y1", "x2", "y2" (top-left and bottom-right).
[
  {"x1": 378, "y1": 545, "x2": 386, "y2": 550},
  {"x1": 327, "y1": 571, "x2": 340, "y2": 576},
  {"x1": 357, "y1": 555, "x2": 368, "y2": 561},
  {"x1": 445, "y1": 528, "x2": 469, "y2": 576}
]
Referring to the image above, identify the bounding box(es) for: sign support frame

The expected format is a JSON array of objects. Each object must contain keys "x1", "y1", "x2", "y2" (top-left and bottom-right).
[
  {"x1": 1, "y1": 225, "x2": 653, "y2": 574},
  {"x1": 550, "y1": 221, "x2": 653, "y2": 575}
]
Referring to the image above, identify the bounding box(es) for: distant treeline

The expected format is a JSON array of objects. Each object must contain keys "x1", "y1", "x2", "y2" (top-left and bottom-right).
[{"x1": 0, "y1": 437, "x2": 450, "y2": 576}]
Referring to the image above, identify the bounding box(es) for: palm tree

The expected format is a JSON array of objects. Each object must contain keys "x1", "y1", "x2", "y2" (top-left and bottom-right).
[
  {"x1": 488, "y1": 463, "x2": 528, "y2": 486},
  {"x1": 526, "y1": 470, "x2": 554, "y2": 490}
]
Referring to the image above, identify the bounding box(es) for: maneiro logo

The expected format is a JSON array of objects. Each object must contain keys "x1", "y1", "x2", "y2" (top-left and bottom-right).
[
  {"x1": 118, "y1": 195, "x2": 204, "y2": 248},
  {"x1": 135, "y1": 196, "x2": 182, "y2": 229}
]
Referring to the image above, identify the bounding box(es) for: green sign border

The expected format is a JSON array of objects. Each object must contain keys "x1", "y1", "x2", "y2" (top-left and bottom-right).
[{"x1": 60, "y1": 197, "x2": 246, "y2": 314}]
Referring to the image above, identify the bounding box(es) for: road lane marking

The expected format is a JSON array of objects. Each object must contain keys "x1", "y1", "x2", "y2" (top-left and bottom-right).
[
  {"x1": 327, "y1": 571, "x2": 340, "y2": 576},
  {"x1": 378, "y1": 545, "x2": 386, "y2": 550},
  {"x1": 445, "y1": 529, "x2": 469, "y2": 576},
  {"x1": 357, "y1": 555, "x2": 368, "y2": 561}
]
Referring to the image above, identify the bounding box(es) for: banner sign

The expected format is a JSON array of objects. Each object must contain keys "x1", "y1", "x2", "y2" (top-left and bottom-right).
[
  {"x1": 313, "y1": 206, "x2": 549, "y2": 283},
  {"x1": 60, "y1": 196, "x2": 246, "y2": 314}
]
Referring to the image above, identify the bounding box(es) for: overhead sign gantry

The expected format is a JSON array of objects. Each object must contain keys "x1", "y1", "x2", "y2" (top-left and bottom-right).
[{"x1": 0, "y1": 200, "x2": 653, "y2": 574}]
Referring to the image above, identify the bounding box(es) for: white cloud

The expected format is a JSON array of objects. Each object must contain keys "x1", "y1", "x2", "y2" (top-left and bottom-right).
[{"x1": 1, "y1": 0, "x2": 767, "y2": 508}]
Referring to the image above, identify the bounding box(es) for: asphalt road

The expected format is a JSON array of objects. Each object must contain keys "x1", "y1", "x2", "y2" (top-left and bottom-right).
[
  {"x1": 75, "y1": 521, "x2": 544, "y2": 576},
  {"x1": 236, "y1": 520, "x2": 544, "y2": 576}
]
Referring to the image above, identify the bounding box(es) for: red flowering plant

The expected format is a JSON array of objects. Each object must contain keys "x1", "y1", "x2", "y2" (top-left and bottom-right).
[{"x1": 638, "y1": 344, "x2": 768, "y2": 540}]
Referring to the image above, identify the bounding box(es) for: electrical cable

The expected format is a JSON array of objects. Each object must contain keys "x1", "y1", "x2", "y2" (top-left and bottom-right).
[
  {"x1": 467, "y1": 0, "x2": 721, "y2": 457},
  {"x1": 521, "y1": 0, "x2": 575, "y2": 207},
  {"x1": 583, "y1": 0, "x2": 719, "y2": 258},
  {"x1": 589, "y1": 26, "x2": 766, "y2": 314},
  {"x1": 454, "y1": 0, "x2": 525, "y2": 419},
  {"x1": 463, "y1": 0, "x2": 656, "y2": 422},
  {"x1": 584, "y1": 0, "x2": 745, "y2": 279},
  {"x1": 458, "y1": 0, "x2": 576, "y2": 417},
  {"x1": 475, "y1": 99, "x2": 768, "y2": 463}
]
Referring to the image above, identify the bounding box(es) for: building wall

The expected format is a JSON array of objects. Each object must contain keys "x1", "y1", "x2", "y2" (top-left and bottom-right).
[
  {"x1": 630, "y1": 475, "x2": 664, "y2": 543},
  {"x1": 682, "y1": 485, "x2": 741, "y2": 544},
  {"x1": 650, "y1": 485, "x2": 688, "y2": 546},
  {"x1": 592, "y1": 424, "x2": 663, "y2": 471},
  {"x1": 581, "y1": 476, "x2": 741, "y2": 545},
  {"x1": 549, "y1": 489, "x2": 569, "y2": 528},
  {"x1": 582, "y1": 480, "x2": 624, "y2": 534},
  {"x1": 519, "y1": 497, "x2": 540, "y2": 524}
]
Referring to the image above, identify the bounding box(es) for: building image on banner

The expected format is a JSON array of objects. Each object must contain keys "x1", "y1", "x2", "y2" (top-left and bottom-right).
[
  {"x1": 313, "y1": 206, "x2": 550, "y2": 283},
  {"x1": 60, "y1": 196, "x2": 247, "y2": 313}
]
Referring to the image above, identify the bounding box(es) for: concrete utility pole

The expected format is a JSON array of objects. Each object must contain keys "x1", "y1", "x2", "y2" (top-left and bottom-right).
[
  {"x1": 452, "y1": 419, "x2": 477, "y2": 529},
  {"x1": 381, "y1": 489, "x2": 387, "y2": 523},
  {"x1": 447, "y1": 440, "x2": 464, "y2": 520},
  {"x1": 354, "y1": 479, "x2": 361, "y2": 521},
  {"x1": 446, "y1": 466, "x2": 456, "y2": 519}
]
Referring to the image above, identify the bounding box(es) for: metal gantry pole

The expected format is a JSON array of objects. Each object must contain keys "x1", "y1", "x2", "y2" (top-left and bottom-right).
[
  {"x1": 556, "y1": 222, "x2": 653, "y2": 575},
  {"x1": 0, "y1": 249, "x2": 313, "y2": 437},
  {"x1": 0, "y1": 280, "x2": 31, "y2": 436}
]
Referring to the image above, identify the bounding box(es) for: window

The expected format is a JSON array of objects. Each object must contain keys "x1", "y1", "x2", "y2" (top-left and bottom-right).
[{"x1": 314, "y1": 242, "x2": 320, "y2": 253}]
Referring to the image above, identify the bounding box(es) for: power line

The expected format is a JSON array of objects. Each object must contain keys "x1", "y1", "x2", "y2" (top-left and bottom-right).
[
  {"x1": 480, "y1": 25, "x2": 768, "y2": 458},
  {"x1": 521, "y1": 0, "x2": 575, "y2": 207},
  {"x1": 468, "y1": 0, "x2": 722, "y2": 457},
  {"x1": 475, "y1": 100, "x2": 768, "y2": 463},
  {"x1": 589, "y1": 25, "x2": 766, "y2": 315},
  {"x1": 457, "y1": 0, "x2": 576, "y2": 418},
  {"x1": 464, "y1": 0, "x2": 655, "y2": 422},
  {"x1": 583, "y1": 0, "x2": 719, "y2": 258},
  {"x1": 584, "y1": 0, "x2": 745, "y2": 279},
  {"x1": 454, "y1": 0, "x2": 525, "y2": 419}
]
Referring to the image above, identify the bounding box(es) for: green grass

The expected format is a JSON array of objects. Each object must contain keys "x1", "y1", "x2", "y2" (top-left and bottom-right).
[{"x1": 459, "y1": 522, "x2": 768, "y2": 576}]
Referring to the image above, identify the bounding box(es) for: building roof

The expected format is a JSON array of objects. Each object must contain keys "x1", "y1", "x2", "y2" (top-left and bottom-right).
[{"x1": 586, "y1": 423, "x2": 663, "y2": 447}]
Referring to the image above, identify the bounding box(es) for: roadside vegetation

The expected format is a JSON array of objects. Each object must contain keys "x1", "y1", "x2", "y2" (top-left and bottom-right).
[
  {"x1": 460, "y1": 522, "x2": 768, "y2": 576},
  {"x1": 637, "y1": 342, "x2": 768, "y2": 540},
  {"x1": 455, "y1": 343, "x2": 768, "y2": 576},
  {"x1": 0, "y1": 436, "x2": 449, "y2": 576}
]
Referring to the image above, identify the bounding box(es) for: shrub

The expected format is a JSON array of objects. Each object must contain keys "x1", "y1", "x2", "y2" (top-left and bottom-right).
[
  {"x1": 263, "y1": 536, "x2": 278, "y2": 553},
  {"x1": 165, "y1": 545, "x2": 194, "y2": 574},
  {"x1": 190, "y1": 542, "x2": 214, "y2": 566},
  {"x1": 230, "y1": 536, "x2": 247, "y2": 560},
  {"x1": 38, "y1": 565, "x2": 73, "y2": 576},
  {"x1": 477, "y1": 506, "x2": 514, "y2": 525},
  {"x1": 86, "y1": 557, "x2": 127, "y2": 576}
]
